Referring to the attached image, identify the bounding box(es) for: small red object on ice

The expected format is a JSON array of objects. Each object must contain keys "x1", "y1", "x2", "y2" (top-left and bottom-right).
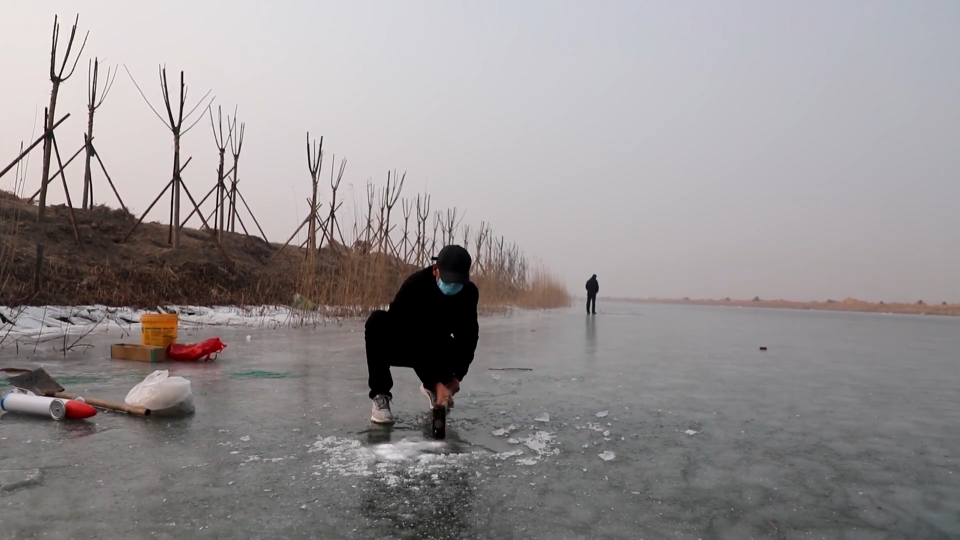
[
  {"x1": 64, "y1": 400, "x2": 97, "y2": 419},
  {"x1": 167, "y1": 337, "x2": 227, "y2": 362}
]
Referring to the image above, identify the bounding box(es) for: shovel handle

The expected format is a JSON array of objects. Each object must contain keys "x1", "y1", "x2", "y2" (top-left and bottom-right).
[{"x1": 53, "y1": 392, "x2": 151, "y2": 416}]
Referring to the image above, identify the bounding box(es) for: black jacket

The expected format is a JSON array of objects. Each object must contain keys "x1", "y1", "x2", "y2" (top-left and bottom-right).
[
  {"x1": 386, "y1": 267, "x2": 480, "y2": 382},
  {"x1": 586, "y1": 277, "x2": 599, "y2": 295}
]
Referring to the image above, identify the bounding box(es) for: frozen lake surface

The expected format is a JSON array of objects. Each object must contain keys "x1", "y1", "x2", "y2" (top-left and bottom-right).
[{"x1": 1, "y1": 303, "x2": 959, "y2": 539}]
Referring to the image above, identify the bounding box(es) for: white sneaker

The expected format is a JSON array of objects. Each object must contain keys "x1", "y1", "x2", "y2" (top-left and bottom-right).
[
  {"x1": 420, "y1": 384, "x2": 453, "y2": 409},
  {"x1": 370, "y1": 395, "x2": 395, "y2": 424}
]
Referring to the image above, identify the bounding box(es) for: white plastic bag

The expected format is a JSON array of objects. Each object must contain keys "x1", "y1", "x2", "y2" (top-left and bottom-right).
[{"x1": 125, "y1": 370, "x2": 194, "y2": 415}]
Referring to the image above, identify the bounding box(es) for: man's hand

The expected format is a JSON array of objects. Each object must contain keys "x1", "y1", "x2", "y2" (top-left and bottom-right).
[
  {"x1": 444, "y1": 377, "x2": 460, "y2": 396},
  {"x1": 435, "y1": 377, "x2": 459, "y2": 408}
]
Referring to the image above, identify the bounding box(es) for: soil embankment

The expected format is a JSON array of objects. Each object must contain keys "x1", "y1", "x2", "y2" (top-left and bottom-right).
[{"x1": 0, "y1": 191, "x2": 410, "y2": 308}]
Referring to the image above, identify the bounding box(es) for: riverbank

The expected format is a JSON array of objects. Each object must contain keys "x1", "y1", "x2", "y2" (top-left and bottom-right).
[{"x1": 0, "y1": 191, "x2": 570, "y2": 312}]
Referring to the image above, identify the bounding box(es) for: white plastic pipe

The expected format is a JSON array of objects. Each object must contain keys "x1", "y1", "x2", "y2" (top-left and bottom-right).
[{"x1": 1, "y1": 390, "x2": 64, "y2": 419}]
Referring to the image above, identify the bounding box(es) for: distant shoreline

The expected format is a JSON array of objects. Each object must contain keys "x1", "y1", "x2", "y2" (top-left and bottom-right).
[{"x1": 600, "y1": 297, "x2": 960, "y2": 317}]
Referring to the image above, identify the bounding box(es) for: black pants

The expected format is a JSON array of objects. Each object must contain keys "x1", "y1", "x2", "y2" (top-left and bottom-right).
[
  {"x1": 364, "y1": 310, "x2": 454, "y2": 399},
  {"x1": 586, "y1": 294, "x2": 597, "y2": 314}
]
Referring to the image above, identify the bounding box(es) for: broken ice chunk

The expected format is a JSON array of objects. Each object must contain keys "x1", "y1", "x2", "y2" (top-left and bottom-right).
[
  {"x1": 534, "y1": 413, "x2": 550, "y2": 423},
  {"x1": 598, "y1": 451, "x2": 615, "y2": 461},
  {"x1": 684, "y1": 430, "x2": 698, "y2": 436},
  {"x1": 596, "y1": 411, "x2": 609, "y2": 418}
]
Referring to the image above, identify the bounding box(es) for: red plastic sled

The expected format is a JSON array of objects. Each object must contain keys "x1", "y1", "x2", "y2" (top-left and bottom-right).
[{"x1": 167, "y1": 337, "x2": 226, "y2": 362}]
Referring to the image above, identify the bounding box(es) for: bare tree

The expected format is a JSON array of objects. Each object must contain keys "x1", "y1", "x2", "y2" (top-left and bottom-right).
[
  {"x1": 275, "y1": 133, "x2": 324, "y2": 260},
  {"x1": 401, "y1": 199, "x2": 413, "y2": 263},
  {"x1": 82, "y1": 57, "x2": 121, "y2": 210},
  {"x1": 415, "y1": 192, "x2": 430, "y2": 266},
  {"x1": 34, "y1": 15, "x2": 88, "y2": 294},
  {"x1": 37, "y1": 15, "x2": 87, "y2": 224},
  {"x1": 431, "y1": 210, "x2": 441, "y2": 257},
  {"x1": 461, "y1": 224, "x2": 472, "y2": 252},
  {"x1": 125, "y1": 64, "x2": 213, "y2": 250},
  {"x1": 373, "y1": 171, "x2": 405, "y2": 257},
  {"x1": 362, "y1": 181, "x2": 376, "y2": 249},
  {"x1": 474, "y1": 221, "x2": 490, "y2": 273},
  {"x1": 306, "y1": 134, "x2": 322, "y2": 256},
  {"x1": 325, "y1": 156, "x2": 347, "y2": 251},
  {"x1": 183, "y1": 108, "x2": 266, "y2": 243},
  {"x1": 226, "y1": 112, "x2": 268, "y2": 243},
  {"x1": 227, "y1": 109, "x2": 245, "y2": 233},
  {"x1": 209, "y1": 105, "x2": 229, "y2": 239},
  {"x1": 442, "y1": 207, "x2": 462, "y2": 246}
]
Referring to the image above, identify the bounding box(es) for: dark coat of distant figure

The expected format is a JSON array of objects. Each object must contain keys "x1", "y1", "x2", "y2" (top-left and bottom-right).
[{"x1": 585, "y1": 275, "x2": 599, "y2": 314}]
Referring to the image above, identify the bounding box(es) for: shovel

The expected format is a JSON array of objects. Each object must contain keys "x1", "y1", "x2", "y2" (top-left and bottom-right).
[{"x1": 2, "y1": 367, "x2": 151, "y2": 416}]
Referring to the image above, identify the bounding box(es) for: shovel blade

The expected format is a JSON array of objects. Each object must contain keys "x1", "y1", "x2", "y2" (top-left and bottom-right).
[{"x1": 4, "y1": 368, "x2": 64, "y2": 395}]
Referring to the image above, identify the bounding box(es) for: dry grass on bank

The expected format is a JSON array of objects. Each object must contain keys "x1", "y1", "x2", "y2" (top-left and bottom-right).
[
  {"x1": 477, "y1": 267, "x2": 571, "y2": 309},
  {"x1": 297, "y1": 254, "x2": 572, "y2": 316}
]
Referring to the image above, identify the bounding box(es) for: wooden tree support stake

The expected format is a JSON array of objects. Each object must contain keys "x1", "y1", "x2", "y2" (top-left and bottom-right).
[
  {"x1": 120, "y1": 157, "x2": 192, "y2": 243},
  {"x1": 0, "y1": 114, "x2": 69, "y2": 181}
]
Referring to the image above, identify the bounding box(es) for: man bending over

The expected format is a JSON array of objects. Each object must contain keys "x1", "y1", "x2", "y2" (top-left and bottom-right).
[{"x1": 364, "y1": 245, "x2": 479, "y2": 424}]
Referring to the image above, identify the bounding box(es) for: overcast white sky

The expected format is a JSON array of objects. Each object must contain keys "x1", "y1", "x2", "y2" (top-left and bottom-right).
[{"x1": 2, "y1": 1, "x2": 958, "y2": 302}]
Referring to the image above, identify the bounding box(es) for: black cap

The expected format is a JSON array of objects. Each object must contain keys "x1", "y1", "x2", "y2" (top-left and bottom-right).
[{"x1": 432, "y1": 245, "x2": 472, "y2": 284}]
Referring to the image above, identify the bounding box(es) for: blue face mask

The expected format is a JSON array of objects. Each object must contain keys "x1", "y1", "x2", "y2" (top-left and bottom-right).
[{"x1": 437, "y1": 278, "x2": 463, "y2": 296}]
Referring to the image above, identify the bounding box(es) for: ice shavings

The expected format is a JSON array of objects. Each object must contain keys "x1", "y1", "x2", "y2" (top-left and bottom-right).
[
  {"x1": 493, "y1": 450, "x2": 524, "y2": 460},
  {"x1": 309, "y1": 437, "x2": 375, "y2": 477},
  {"x1": 492, "y1": 425, "x2": 517, "y2": 437},
  {"x1": 308, "y1": 435, "x2": 479, "y2": 487},
  {"x1": 519, "y1": 431, "x2": 559, "y2": 458}
]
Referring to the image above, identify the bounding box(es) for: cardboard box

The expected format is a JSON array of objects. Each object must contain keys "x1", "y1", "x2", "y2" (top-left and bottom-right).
[{"x1": 111, "y1": 343, "x2": 168, "y2": 363}]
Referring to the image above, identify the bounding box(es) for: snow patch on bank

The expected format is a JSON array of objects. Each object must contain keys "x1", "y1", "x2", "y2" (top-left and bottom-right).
[{"x1": 0, "y1": 305, "x2": 343, "y2": 345}]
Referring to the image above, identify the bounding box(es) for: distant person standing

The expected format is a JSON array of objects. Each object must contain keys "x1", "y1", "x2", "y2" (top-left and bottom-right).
[{"x1": 585, "y1": 274, "x2": 599, "y2": 314}]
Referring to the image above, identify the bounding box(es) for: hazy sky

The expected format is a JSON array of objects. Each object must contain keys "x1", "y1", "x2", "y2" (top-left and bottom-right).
[{"x1": 2, "y1": 1, "x2": 958, "y2": 302}]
